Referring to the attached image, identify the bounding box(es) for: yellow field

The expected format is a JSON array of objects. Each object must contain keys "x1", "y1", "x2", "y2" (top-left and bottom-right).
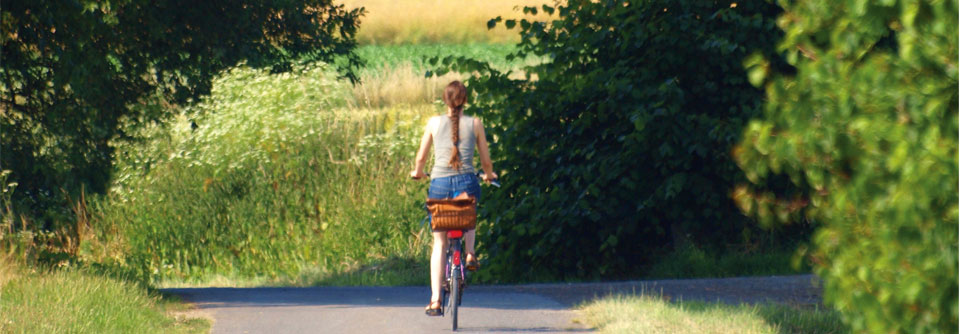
[{"x1": 339, "y1": 0, "x2": 555, "y2": 44}]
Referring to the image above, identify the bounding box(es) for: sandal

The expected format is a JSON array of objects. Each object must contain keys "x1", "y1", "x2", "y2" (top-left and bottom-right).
[
  {"x1": 466, "y1": 253, "x2": 479, "y2": 272},
  {"x1": 425, "y1": 300, "x2": 442, "y2": 316}
]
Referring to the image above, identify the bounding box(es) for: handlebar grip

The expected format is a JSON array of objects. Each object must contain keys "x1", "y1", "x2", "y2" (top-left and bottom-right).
[{"x1": 478, "y1": 172, "x2": 501, "y2": 188}]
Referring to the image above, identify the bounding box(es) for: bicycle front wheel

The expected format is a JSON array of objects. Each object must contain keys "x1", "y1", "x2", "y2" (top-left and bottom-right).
[{"x1": 450, "y1": 266, "x2": 460, "y2": 331}]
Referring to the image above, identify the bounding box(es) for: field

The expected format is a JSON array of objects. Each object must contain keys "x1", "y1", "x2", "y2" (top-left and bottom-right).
[{"x1": 339, "y1": 0, "x2": 554, "y2": 45}]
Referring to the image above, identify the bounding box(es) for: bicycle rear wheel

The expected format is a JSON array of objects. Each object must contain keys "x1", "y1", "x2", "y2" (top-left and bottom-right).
[{"x1": 450, "y1": 266, "x2": 460, "y2": 331}]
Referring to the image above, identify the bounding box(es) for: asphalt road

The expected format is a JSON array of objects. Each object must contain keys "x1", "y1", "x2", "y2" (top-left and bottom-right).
[
  {"x1": 166, "y1": 286, "x2": 588, "y2": 333},
  {"x1": 165, "y1": 274, "x2": 820, "y2": 334}
]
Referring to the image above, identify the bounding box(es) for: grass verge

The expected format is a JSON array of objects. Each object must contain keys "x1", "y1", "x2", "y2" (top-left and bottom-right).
[
  {"x1": 578, "y1": 294, "x2": 846, "y2": 334},
  {"x1": 0, "y1": 259, "x2": 209, "y2": 333}
]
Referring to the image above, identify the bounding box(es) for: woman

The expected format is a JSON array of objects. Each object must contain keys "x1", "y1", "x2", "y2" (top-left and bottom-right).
[{"x1": 409, "y1": 80, "x2": 497, "y2": 316}]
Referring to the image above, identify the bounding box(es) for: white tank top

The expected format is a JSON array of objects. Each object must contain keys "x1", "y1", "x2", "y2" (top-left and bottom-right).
[{"x1": 429, "y1": 114, "x2": 476, "y2": 178}]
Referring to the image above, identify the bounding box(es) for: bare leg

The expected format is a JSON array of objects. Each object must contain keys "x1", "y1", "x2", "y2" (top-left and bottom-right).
[
  {"x1": 430, "y1": 231, "x2": 448, "y2": 303},
  {"x1": 464, "y1": 229, "x2": 476, "y2": 256}
]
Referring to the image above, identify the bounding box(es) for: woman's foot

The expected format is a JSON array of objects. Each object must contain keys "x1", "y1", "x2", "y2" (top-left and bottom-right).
[
  {"x1": 425, "y1": 300, "x2": 442, "y2": 316},
  {"x1": 465, "y1": 253, "x2": 479, "y2": 272}
]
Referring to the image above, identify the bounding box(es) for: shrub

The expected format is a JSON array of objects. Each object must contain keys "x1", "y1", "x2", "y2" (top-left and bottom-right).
[
  {"x1": 734, "y1": 0, "x2": 958, "y2": 332},
  {"x1": 434, "y1": 0, "x2": 793, "y2": 281}
]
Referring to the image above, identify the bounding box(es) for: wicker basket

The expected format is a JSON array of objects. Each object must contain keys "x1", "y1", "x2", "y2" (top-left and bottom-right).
[{"x1": 426, "y1": 196, "x2": 477, "y2": 230}]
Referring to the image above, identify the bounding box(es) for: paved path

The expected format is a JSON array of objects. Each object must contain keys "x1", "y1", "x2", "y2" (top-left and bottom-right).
[
  {"x1": 166, "y1": 286, "x2": 587, "y2": 333},
  {"x1": 165, "y1": 274, "x2": 820, "y2": 333}
]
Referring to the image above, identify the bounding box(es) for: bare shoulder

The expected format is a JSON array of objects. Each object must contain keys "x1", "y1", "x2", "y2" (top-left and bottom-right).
[{"x1": 426, "y1": 115, "x2": 441, "y2": 131}]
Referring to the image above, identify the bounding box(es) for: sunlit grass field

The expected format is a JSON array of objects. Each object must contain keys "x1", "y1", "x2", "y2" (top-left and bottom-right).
[
  {"x1": 579, "y1": 295, "x2": 847, "y2": 334},
  {"x1": 339, "y1": 0, "x2": 554, "y2": 45}
]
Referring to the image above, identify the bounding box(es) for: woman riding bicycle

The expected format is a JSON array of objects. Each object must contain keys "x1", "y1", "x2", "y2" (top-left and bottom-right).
[{"x1": 409, "y1": 80, "x2": 497, "y2": 316}]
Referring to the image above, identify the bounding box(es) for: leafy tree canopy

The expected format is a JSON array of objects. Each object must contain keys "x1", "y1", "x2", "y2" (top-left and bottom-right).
[{"x1": 1, "y1": 0, "x2": 363, "y2": 224}]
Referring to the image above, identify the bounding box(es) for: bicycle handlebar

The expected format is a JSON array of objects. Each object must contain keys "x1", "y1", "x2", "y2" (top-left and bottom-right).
[
  {"x1": 410, "y1": 171, "x2": 500, "y2": 187},
  {"x1": 478, "y1": 172, "x2": 500, "y2": 188}
]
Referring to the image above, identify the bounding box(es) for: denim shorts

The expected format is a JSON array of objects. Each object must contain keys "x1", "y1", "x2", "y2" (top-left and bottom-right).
[
  {"x1": 429, "y1": 173, "x2": 481, "y2": 201},
  {"x1": 428, "y1": 173, "x2": 481, "y2": 231}
]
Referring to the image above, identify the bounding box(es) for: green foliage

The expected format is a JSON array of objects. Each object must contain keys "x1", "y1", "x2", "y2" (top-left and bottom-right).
[
  {"x1": 90, "y1": 64, "x2": 432, "y2": 283},
  {"x1": 0, "y1": 0, "x2": 363, "y2": 236},
  {"x1": 433, "y1": 0, "x2": 796, "y2": 282},
  {"x1": 734, "y1": 0, "x2": 958, "y2": 332}
]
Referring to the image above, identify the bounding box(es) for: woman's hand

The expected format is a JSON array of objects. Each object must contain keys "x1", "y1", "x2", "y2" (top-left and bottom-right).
[
  {"x1": 410, "y1": 170, "x2": 427, "y2": 180},
  {"x1": 480, "y1": 171, "x2": 498, "y2": 184}
]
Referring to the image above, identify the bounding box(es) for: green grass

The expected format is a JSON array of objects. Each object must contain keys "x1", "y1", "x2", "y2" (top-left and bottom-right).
[
  {"x1": 0, "y1": 261, "x2": 209, "y2": 333},
  {"x1": 579, "y1": 294, "x2": 847, "y2": 334}
]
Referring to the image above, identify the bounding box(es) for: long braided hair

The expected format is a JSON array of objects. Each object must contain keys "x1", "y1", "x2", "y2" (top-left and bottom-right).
[{"x1": 442, "y1": 81, "x2": 467, "y2": 170}]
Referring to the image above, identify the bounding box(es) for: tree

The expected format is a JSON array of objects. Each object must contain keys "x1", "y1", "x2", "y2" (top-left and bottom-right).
[
  {"x1": 1, "y1": 0, "x2": 363, "y2": 230},
  {"x1": 735, "y1": 0, "x2": 958, "y2": 332},
  {"x1": 433, "y1": 0, "x2": 792, "y2": 281}
]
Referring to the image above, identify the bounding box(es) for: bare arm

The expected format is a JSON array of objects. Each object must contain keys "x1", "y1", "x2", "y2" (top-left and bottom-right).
[
  {"x1": 474, "y1": 118, "x2": 497, "y2": 181},
  {"x1": 410, "y1": 123, "x2": 433, "y2": 179}
]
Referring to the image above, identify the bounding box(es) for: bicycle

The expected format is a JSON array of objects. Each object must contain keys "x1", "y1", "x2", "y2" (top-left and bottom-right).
[{"x1": 415, "y1": 172, "x2": 499, "y2": 331}]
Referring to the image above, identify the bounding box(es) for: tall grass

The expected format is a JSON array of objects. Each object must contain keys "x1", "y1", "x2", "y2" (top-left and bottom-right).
[
  {"x1": 87, "y1": 62, "x2": 441, "y2": 284},
  {"x1": 579, "y1": 294, "x2": 847, "y2": 334},
  {"x1": 352, "y1": 62, "x2": 464, "y2": 109},
  {"x1": 340, "y1": 0, "x2": 554, "y2": 45},
  {"x1": 0, "y1": 258, "x2": 208, "y2": 333}
]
